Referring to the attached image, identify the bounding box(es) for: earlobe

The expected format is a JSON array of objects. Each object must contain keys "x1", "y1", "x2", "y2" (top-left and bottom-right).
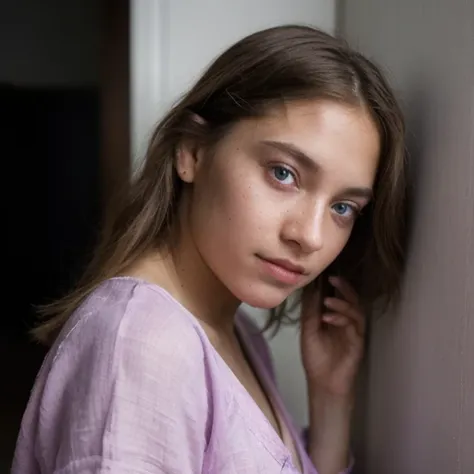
[
  {"x1": 175, "y1": 113, "x2": 207, "y2": 183},
  {"x1": 175, "y1": 145, "x2": 197, "y2": 183}
]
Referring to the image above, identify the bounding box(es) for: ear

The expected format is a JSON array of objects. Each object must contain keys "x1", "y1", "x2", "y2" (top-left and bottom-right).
[
  {"x1": 175, "y1": 114, "x2": 207, "y2": 183},
  {"x1": 175, "y1": 143, "x2": 198, "y2": 183}
]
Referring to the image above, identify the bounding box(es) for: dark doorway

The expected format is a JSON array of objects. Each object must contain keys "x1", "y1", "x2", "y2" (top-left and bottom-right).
[{"x1": 0, "y1": 1, "x2": 130, "y2": 470}]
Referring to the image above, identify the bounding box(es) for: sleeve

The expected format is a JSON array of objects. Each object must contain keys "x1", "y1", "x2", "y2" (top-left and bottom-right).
[{"x1": 40, "y1": 312, "x2": 211, "y2": 474}]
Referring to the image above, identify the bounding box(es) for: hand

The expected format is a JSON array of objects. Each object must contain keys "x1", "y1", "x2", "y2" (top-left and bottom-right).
[{"x1": 300, "y1": 276, "x2": 366, "y2": 398}]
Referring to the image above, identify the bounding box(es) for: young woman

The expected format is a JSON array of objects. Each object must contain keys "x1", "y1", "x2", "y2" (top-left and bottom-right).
[{"x1": 12, "y1": 25, "x2": 407, "y2": 474}]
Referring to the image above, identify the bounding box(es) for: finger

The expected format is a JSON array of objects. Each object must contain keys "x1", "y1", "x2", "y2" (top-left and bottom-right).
[
  {"x1": 326, "y1": 278, "x2": 365, "y2": 336},
  {"x1": 328, "y1": 276, "x2": 359, "y2": 305},
  {"x1": 324, "y1": 297, "x2": 360, "y2": 319},
  {"x1": 322, "y1": 313, "x2": 352, "y2": 327},
  {"x1": 323, "y1": 297, "x2": 365, "y2": 336},
  {"x1": 322, "y1": 314, "x2": 364, "y2": 346}
]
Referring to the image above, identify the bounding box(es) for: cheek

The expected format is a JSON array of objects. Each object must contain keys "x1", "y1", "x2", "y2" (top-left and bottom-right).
[
  {"x1": 196, "y1": 165, "x2": 278, "y2": 233},
  {"x1": 319, "y1": 224, "x2": 353, "y2": 269},
  {"x1": 189, "y1": 168, "x2": 262, "y2": 248}
]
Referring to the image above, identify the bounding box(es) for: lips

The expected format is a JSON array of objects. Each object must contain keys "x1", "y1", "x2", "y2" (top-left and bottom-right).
[
  {"x1": 260, "y1": 257, "x2": 306, "y2": 275},
  {"x1": 256, "y1": 255, "x2": 307, "y2": 286}
]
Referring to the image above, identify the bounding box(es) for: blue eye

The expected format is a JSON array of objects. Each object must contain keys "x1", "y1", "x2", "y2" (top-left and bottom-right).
[
  {"x1": 332, "y1": 202, "x2": 357, "y2": 218},
  {"x1": 272, "y1": 166, "x2": 295, "y2": 185}
]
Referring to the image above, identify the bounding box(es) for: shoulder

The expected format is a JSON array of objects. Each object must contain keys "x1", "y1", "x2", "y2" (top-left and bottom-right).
[
  {"x1": 61, "y1": 277, "x2": 207, "y2": 357},
  {"x1": 46, "y1": 277, "x2": 214, "y2": 425},
  {"x1": 27, "y1": 278, "x2": 213, "y2": 473},
  {"x1": 48, "y1": 278, "x2": 212, "y2": 396}
]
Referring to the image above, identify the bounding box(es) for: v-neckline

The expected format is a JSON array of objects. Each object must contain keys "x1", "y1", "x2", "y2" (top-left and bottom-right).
[
  {"x1": 107, "y1": 277, "x2": 306, "y2": 472},
  {"x1": 234, "y1": 312, "x2": 305, "y2": 473},
  {"x1": 233, "y1": 318, "x2": 285, "y2": 439}
]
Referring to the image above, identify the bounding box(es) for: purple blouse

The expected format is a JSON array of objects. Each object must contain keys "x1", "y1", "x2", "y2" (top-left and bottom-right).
[{"x1": 12, "y1": 277, "x2": 352, "y2": 473}]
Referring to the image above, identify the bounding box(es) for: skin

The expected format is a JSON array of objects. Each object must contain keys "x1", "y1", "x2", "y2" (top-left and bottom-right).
[{"x1": 131, "y1": 99, "x2": 380, "y2": 473}]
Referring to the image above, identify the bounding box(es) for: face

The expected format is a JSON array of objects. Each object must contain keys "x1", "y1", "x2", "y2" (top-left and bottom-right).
[{"x1": 176, "y1": 100, "x2": 380, "y2": 309}]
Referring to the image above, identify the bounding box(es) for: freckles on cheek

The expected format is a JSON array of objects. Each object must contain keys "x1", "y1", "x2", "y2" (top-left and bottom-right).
[
  {"x1": 230, "y1": 185, "x2": 266, "y2": 227},
  {"x1": 209, "y1": 184, "x2": 248, "y2": 226},
  {"x1": 246, "y1": 187, "x2": 270, "y2": 217}
]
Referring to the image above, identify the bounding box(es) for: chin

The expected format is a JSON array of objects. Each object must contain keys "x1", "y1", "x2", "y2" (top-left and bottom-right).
[{"x1": 232, "y1": 282, "x2": 292, "y2": 310}]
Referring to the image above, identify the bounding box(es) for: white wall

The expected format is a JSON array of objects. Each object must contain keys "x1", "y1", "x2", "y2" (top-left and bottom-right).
[
  {"x1": 130, "y1": 0, "x2": 336, "y2": 427},
  {"x1": 130, "y1": 0, "x2": 335, "y2": 162},
  {"x1": 0, "y1": 0, "x2": 99, "y2": 86}
]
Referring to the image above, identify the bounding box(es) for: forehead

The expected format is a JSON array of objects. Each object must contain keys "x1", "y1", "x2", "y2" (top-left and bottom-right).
[{"x1": 227, "y1": 100, "x2": 381, "y2": 184}]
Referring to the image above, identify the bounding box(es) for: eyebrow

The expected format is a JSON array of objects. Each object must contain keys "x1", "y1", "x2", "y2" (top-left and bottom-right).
[
  {"x1": 261, "y1": 139, "x2": 373, "y2": 200},
  {"x1": 262, "y1": 139, "x2": 320, "y2": 172}
]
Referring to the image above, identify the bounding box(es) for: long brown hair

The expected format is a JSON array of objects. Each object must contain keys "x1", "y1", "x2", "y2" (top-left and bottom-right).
[{"x1": 34, "y1": 25, "x2": 407, "y2": 344}]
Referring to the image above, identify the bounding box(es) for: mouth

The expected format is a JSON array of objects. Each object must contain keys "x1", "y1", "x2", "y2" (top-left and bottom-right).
[
  {"x1": 261, "y1": 257, "x2": 306, "y2": 274},
  {"x1": 256, "y1": 255, "x2": 307, "y2": 285}
]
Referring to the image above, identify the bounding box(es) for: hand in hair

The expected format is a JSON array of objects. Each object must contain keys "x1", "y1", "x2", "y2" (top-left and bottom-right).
[
  {"x1": 300, "y1": 276, "x2": 365, "y2": 398},
  {"x1": 300, "y1": 276, "x2": 364, "y2": 472}
]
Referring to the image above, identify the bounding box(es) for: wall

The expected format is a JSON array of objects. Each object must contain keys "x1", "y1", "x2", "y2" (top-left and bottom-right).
[
  {"x1": 130, "y1": 0, "x2": 335, "y2": 162},
  {"x1": 340, "y1": 1, "x2": 474, "y2": 472},
  {"x1": 130, "y1": 0, "x2": 336, "y2": 427},
  {"x1": 0, "y1": 0, "x2": 99, "y2": 86}
]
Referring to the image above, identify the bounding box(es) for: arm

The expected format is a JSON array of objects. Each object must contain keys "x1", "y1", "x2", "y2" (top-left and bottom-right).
[
  {"x1": 300, "y1": 276, "x2": 365, "y2": 474},
  {"x1": 40, "y1": 319, "x2": 211, "y2": 474},
  {"x1": 306, "y1": 391, "x2": 354, "y2": 473}
]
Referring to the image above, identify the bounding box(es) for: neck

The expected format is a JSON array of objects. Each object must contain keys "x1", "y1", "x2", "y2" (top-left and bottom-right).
[
  {"x1": 170, "y1": 236, "x2": 241, "y2": 334},
  {"x1": 127, "y1": 230, "x2": 240, "y2": 338}
]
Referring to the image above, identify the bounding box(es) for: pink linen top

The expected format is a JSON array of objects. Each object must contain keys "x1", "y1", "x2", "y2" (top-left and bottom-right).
[{"x1": 12, "y1": 277, "x2": 352, "y2": 473}]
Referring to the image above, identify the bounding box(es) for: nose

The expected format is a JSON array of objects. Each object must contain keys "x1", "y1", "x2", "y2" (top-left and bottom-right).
[{"x1": 280, "y1": 203, "x2": 325, "y2": 254}]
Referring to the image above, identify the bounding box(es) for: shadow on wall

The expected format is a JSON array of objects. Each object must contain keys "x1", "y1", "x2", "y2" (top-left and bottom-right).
[{"x1": 351, "y1": 78, "x2": 429, "y2": 474}]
